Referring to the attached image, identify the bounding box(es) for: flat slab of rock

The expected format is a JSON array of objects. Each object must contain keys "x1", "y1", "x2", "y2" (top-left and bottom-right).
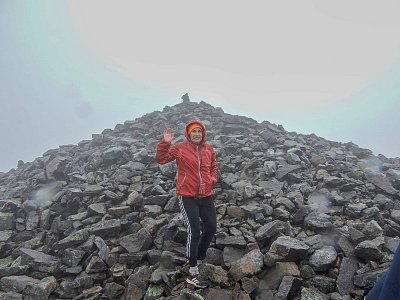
[
  {"x1": 0, "y1": 275, "x2": 39, "y2": 293},
  {"x1": 216, "y1": 235, "x2": 247, "y2": 248},
  {"x1": 276, "y1": 165, "x2": 302, "y2": 179},
  {"x1": 84, "y1": 185, "x2": 104, "y2": 195},
  {"x1": 337, "y1": 257, "x2": 357, "y2": 295},
  {"x1": 0, "y1": 212, "x2": 15, "y2": 230},
  {"x1": 255, "y1": 220, "x2": 287, "y2": 242},
  {"x1": 19, "y1": 248, "x2": 61, "y2": 273},
  {"x1": 55, "y1": 228, "x2": 90, "y2": 250},
  {"x1": 119, "y1": 228, "x2": 153, "y2": 253},
  {"x1": 90, "y1": 219, "x2": 121, "y2": 238},
  {"x1": 365, "y1": 171, "x2": 398, "y2": 195},
  {"x1": 258, "y1": 180, "x2": 284, "y2": 196}
]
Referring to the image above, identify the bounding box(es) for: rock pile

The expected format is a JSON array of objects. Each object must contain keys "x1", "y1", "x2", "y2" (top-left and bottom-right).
[{"x1": 1, "y1": 99, "x2": 400, "y2": 299}]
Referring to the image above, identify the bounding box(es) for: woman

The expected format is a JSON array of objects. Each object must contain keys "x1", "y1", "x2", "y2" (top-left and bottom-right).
[{"x1": 156, "y1": 120, "x2": 218, "y2": 289}]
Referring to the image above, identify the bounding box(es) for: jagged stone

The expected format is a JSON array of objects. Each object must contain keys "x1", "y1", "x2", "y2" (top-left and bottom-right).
[
  {"x1": 223, "y1": 246, "x2": 246, "y2": 267},
  {"x1": 88, "y1": 203, "x2": 106, "y2": 215},
  {"x1": 309, "y1": 246, "x2": 337, "y2": 272},
  {"x1": 200, "y1": 263, "x2": 229, "y2": 286},
  {"x1": 304, "y1": 213, "x2": 333, "y2": 231},
  {"x1": 19, "y1": 248, "x2": 61, "y2": 273},
  {"x1": 354, "y1": 240, "x2": 383, "y2": 262},
  {"x1": 300, "y1": 265, "x2": 316, "y2": 279},
  {"x1": 124, "y1": 266, "x2": 151, "y2": 300},
  {"x1": 1, "y1": 100, "x2": 399, "y2": 299},
  {"x1": 362, "y1": 220, "x2": 383, "y2": 239},
  {"x1": 0, "y1": 275, "x2": 39, "y2": 293},
  {"x1": 0, "y1": 230, "x2": 12, "y2": 242},
  {"x1": 216, "y1": 234, "x2": 247, "y2": 248},
  {"x1": 275, "y1": 276, "x2": 302, "y2": 300},
  {"x1": 337, "y1": 257, "x2": 357, "y2": 295},
  {"x1": 337, "y1": 235, "x2": 355, "y2": 257},
  {"x1": 300, "y1": 287, "x2": 329, "y2": 300},
  {"x1": 55, "y1": 228, "x2": 90, "y2": 250},
  {"x1": 354, "y1": 269, "x2": 386, "y2": 289},
  {"x1": 229, "y1": 249, "x2": 264, "y2": 281},
  {"x1": 365, "y1": 170, "x2": 398, "y2": 195},
  {"x1": 61, "y1": 248, "x2": 86, "y2": 267},
  {"x1": 119, "y1": 228, "x2": 153, "y2": 253},
  {"x1": 204, "y1": 288, "x2": 232, "y2": 300},
  {"x1": 0, "y1": 212, "x2": 14, "y2": 230},
  {"x1": 269, "y1": 236, "x2": 309, "y2": 261},
  {"x1": 241, "y1": 276, "x2": 259, "y2": 294},
  {"x1": 255, "y1": 220, "x2": 287, "y2": 242},
  {"x1": 89, "y1": 219, "x2": 121, "y2": 238},
  {"x1": 309, "y1": 275, "x2": 336, "y2": 294},
  {"x1": 0, "y1": 291, "x2": 23, "y2": 299},
  {"x1": 22, "y1": 276, "x2": 58, "y2": 300}
]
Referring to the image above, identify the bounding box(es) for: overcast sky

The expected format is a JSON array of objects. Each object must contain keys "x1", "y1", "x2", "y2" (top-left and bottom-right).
[{"x1": 1, "y1": 1, "x2": 400, "y2": 172}]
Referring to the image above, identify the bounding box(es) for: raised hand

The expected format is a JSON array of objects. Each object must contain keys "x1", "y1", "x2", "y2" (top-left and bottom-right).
[{"x1": 163, "y1": 128, "x2": 174, "y2": 143}]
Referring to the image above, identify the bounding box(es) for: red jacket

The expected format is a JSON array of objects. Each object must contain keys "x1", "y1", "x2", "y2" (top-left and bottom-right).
[{"x1": 156, "y1": 120, "x2": 218, "y2": 198}]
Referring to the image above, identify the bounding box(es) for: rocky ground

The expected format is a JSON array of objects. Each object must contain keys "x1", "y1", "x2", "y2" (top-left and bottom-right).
[{"x1": 1, "y1": 99, "x2": 400, "y2": 300}]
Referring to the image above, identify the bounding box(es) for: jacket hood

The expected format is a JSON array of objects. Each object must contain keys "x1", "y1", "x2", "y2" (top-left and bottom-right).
[{"x1": 185, "y1": 120, "x2": 206, "y2": 144}]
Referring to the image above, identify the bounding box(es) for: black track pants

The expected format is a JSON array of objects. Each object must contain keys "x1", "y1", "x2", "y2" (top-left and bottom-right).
[{"x1": 178, "y1": 195, "x2": 217, "y2": 267}]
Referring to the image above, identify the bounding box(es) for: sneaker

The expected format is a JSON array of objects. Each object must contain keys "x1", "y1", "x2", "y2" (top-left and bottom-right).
[{"x1": 186, "y1": 274, "x2": 210, "y2": 289}]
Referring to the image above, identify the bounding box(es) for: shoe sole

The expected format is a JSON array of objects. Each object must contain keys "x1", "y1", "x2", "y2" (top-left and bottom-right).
[{"x1": 185, "y1": 278, "x2": 208, "y2": 289}]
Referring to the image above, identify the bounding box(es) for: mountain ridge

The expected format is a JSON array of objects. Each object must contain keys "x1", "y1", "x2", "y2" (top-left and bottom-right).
[{"x1": 0, "y1": 98, "x2": 400, "y2": 299}]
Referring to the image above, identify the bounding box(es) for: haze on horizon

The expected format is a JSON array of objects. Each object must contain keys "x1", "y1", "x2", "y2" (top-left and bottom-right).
[{"x1": 1, "y1": 0, "x2": 400, "y2": 172}]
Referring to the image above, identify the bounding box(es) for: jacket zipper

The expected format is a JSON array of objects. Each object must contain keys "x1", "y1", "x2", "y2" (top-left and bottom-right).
[{"x1": 196, "y1": 145, "x2": 203, "y2": 195}]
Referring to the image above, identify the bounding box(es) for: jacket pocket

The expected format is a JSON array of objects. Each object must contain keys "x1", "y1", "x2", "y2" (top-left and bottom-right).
[{"x1": 179, "y1": 173, "x2": 186, "y2": 188}]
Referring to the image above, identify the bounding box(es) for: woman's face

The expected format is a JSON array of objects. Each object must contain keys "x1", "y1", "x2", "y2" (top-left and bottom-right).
[{"x1": 190, "y1": 128, "x2": 203, "y2": 144}]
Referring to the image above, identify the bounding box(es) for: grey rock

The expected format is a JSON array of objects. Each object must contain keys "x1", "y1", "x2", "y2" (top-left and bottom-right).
[
  {"x1": 229, "y1": 249, "x2": 264, "y2": 281},
  {"x1": 258, "y1": 179, "x2": 284, "y2": 196},
  {"x1": 120, "y1": 228, "x2": 153, "y2": 253},
  {"x1": 362, "y1": 220, "x2": 383, "y2": 239},
  {"x1": 276, "y1": 165, "x2": 302, "y2": 180},
  {"x1": 223, "y1": 246, "x2": 247, "y2": 268},
  {"x1": 61, "y1": 249, "x2": 86, "y2": 267},
  {"x1": 0, "y1": 212, "x2": 14, "y2": 230},
  {"x1": 86, "y1": 256, "x2": 107, "y2": 273},
  {"x1": 104, "y1": 282, "x2": 125, "y2": 300},
  {"x1": 84, "y1": 185, "x2": 104, "y2": 195},
  {"x1": 365, "y1": 170, "x2": 398, "y2": 195},
  {"x1": 88, "y1": 203, "x2": 107, "y2": 215},
  {"x1": 300, "y1": 265, "x2": 316, "y2": 279},
  {"x1": 309, "y1": 275, "x2": 336, "y2": 294},
  {"x1": 304, "y1": 213, "x2": 333, "y2": 231},
  {"x1": 300, "y1": 287, "x2": 329, "y2": 300},
  {"x1": 354, "y1": 269, "x2": 386, "y2": 288},
  {"x1": 19, "y1": 248, "x2": 61, "y2": 273},
  {"x1": 337, "y1": 257, "x2": 357, "y2": 295},
  {"x1": 90, "y1": 219, "x2": 121, "y2": 238},
  {"x1": 337, "y1": 235, "x2": 355, "y2": 257},
  {"x1": 354, "y1": 240, "x2": 383, "y2": 261},
  {"x1": 200, "y1": 263, "x2": 229, "y2": 286},
  {"x1": 269, "y1": 236, "x2": 309, "y2": 261},
  {"x1": 22, "y1": 276, "x2": 57, "y2": 300},
  {"x1": 55, "y1": 228, "x2": 90, "y2": 250},
  {"x1": 309, "y1": 246, "x2": 337, "y2": 272},
  {"x1": 0, "y1": 275, "x2": 39, "y2": 293},
  {"x1": 275, "y1": 276, "x2": 302, "y2": 300},
  {"x1": 255, "y1": 220, "x2": 287, "y2": 242}
]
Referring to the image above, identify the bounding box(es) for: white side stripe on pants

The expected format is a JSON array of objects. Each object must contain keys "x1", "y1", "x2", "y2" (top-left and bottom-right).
[{"x1": 178, "y1": 196, "x2": 192, "y2": 258}]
